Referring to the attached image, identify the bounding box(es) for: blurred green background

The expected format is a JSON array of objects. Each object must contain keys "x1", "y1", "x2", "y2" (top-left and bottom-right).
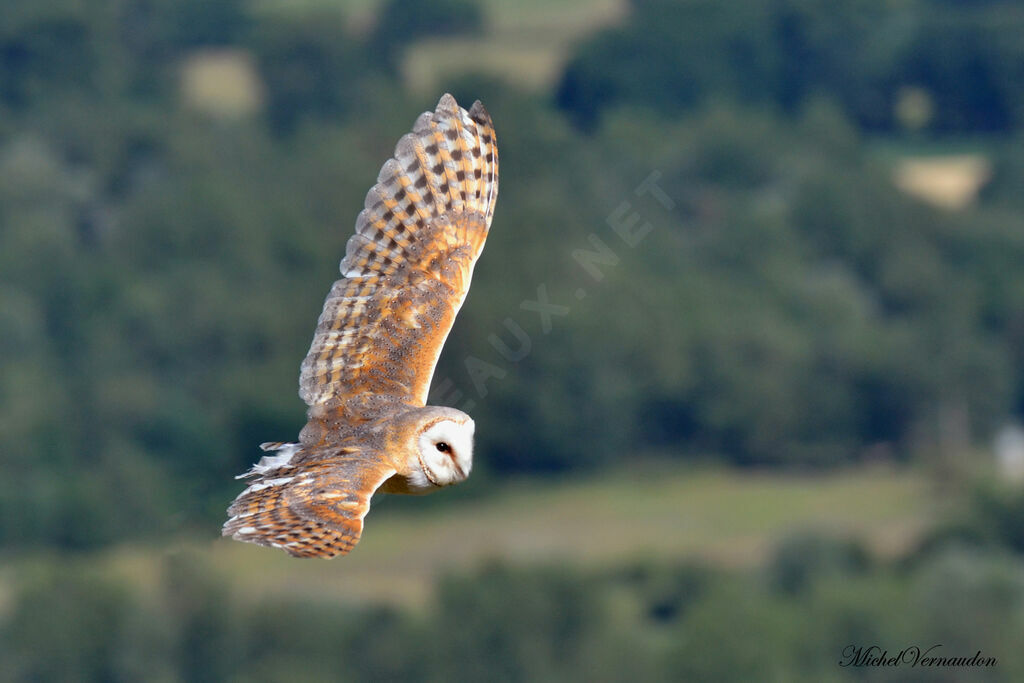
[{"x1": 3, "y1": 0, "x2": 1024, "y2": 680}]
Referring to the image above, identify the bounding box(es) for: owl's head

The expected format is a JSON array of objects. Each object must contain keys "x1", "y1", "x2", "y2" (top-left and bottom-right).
[{"x1": 410, "y1": 407, "x2": 474, "y2": 489}]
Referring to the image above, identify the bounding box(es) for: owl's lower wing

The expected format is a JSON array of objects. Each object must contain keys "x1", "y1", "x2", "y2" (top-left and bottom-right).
[
  {"x1": 299, "y1": 94, "x2": 498, "y2": 410},
  {"x1": 222, "y1": 447, "x2": 395, "y2": 558}
]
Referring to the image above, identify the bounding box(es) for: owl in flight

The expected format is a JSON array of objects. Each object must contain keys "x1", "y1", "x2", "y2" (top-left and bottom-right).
[{"x1": 223, "y1": 94, "x2": 498, "y2": 558}]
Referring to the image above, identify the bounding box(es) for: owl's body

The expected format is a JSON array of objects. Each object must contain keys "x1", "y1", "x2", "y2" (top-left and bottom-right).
[{"x1": 223, "y1": 95, "x2": 497, "y2": 558}]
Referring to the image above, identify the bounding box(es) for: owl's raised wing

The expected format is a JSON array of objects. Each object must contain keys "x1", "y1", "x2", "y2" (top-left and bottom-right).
[{"x1": 299, "y1": 94, "x2": 498, "y2": 412}]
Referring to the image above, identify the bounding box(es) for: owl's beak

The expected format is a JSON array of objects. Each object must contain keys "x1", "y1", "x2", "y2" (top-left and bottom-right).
[{"x1": 449, "y1": 455, "x2": 465, "y2": 479}]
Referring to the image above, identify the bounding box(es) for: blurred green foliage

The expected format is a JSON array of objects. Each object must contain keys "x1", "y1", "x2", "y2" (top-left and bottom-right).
[
  {"x1": 3, "y1": 0, "x2": 1024, "y2": 679},
  {"x1": 557, "y1": 0, "x2": 1024, "y2": 133},
  {"x1": 1, "y1": 0, "x2": 1024, "y2": 550}
]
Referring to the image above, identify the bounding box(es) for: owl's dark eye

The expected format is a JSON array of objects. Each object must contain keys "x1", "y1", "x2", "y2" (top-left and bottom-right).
[{"x1": 435, "y1": 442, "x2": 451, "y2": 453}]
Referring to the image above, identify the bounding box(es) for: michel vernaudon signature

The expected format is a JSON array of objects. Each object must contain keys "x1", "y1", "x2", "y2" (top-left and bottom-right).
[{"x1": 839, "y1": 644, "x2": 997, "y2": 668}]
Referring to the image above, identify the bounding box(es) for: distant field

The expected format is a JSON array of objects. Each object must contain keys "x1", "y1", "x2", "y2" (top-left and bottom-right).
[
  {"x1": 403, "y1": 0, "x2": 625, "y2": 92},
  {"x1": 893, "y1": 154, "x2": 992, "y2": 210},
  {"x1": 250, "y1": 0, "x2": 625, "y2": 92},
  {"x1": 869, "y1": 138, "x2": 995, "y2": 210},
  {"x1": 16, "y1": 464, "x2": 941, "y2": 611}
]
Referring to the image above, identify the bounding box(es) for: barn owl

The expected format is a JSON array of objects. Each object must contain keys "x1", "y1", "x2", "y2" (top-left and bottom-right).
[{"x1": 222, "y1": 94, "x2": 498, "y2": 558}]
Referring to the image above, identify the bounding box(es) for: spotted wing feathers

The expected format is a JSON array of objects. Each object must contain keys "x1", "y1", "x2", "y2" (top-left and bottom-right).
[
  {"x1": 222, "y1": 443, "x2": 395, "y2": 558},
  {"x1": 299, "y1": 94, "x2": 498, "y2": 410},
  {"x1": 340, "y1": 95, "x2": 498, "y2": 280}
]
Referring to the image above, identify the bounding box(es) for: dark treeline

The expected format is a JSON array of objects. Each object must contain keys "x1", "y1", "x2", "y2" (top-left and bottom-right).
[
  {"x1": 558, "y1": 0, "x2": 1024, "y2": 133},
  {"x1": 2, "y1": 0, "x2": 1024, "y2": 551}
]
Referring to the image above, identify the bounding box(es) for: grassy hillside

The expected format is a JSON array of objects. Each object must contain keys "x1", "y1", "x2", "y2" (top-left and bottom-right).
[{"x1": 9, "y1": 464, "x2": 939, "y2": 611}]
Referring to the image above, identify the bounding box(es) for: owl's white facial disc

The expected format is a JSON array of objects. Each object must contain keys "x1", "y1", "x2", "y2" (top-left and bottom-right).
[{"x1": 416, "y1": 418, "x2": 474, "y2": 488}]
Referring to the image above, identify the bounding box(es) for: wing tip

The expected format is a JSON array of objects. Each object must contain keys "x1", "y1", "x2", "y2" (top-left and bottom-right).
[
  {"x1": 468, "y1": 99, "x2": 492, "y2": 127},
  {"x1": 435, "y1": 93, "x2": 493, "y2": 132},
  {"x1": 436, "y1": 92, "x2": 459, "y2": 114}
]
